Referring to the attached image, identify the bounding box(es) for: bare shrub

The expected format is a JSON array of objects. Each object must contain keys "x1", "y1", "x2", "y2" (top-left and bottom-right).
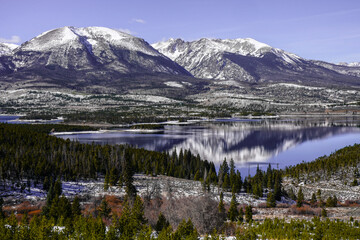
[
  {"x1": 277, "y1": 203, "x2": 290, "y2": 208},
  {"x1": 289, "y1": 205, "x2": 320, "y2": 216}
]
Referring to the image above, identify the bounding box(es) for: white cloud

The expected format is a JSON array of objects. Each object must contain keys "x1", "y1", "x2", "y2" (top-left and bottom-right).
[
  {"x1": 117, "y1": 28, "x2": 136, "y2": 35},
  {"x1": 0, "y1": 35, "x2": 21, "y2": 43},
  {"x1": 132, "y1": 18, "x2": 146, "y2": 24}
]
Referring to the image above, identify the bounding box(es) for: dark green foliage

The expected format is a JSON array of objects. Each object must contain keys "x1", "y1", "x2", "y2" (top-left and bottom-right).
[
  {"x1": 155, "y1": 212, "x2": 170, "y2": 233},
  {"x1": 0, "y1": 198, "x2": 4, "y2": 219},
  {"x1": 245, "y1": 205, "x2": 253, "y2": 223},
  {"x1": 71, "y1": 196, "x2": 81, "y2": 216},
  {"x1": 99, "y1": 198, "x2": 112, "y2": 219},
  {"x1": 104, "y1": 173, "x2": 109, "y2": 191},
  {"x1": 227, "y1": 193, "x2": 239, "y2": 222},
  {"x1": 218, "y1": 192, "x2": 225, "y2": 214},
  {"x1": 321, "y1": 208, "x2": 327, "y2": 217},
  {"x1": 2, "y1": 209, "x2": 360, "y2": 239},
  {"x1": 310, "y1": 192, "x2": 317, "y2": 207},
  {"x1": 325, "y1": 195, "x2": 338, "y2": 207},
  {"x1": 351, "y1": 178, "x2": 358, "y2": 186},
  {"x1": 173, "y1": 219, "x2": 198, "y2": 240},
  {"x1": 0, "y1": 124, "x2": 216, "y2": 187},
  {"x1": 296, "y1": 187, "x2": 304, "y2": 208},
  {"x1": 266, "y1": 192, "x2": 276, "y2": 208},
  {"x1": 285, "y1": 144, "x2": 360, "y2": 179}
]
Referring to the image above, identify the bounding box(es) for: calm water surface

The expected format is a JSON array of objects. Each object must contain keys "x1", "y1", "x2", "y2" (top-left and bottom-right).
[{"x1": 57, "y1": 117, "x2": 360, "y2": 175}]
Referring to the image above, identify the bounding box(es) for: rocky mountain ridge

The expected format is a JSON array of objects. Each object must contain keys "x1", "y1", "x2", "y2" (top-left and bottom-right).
[
  {"x1": 152, "y1": 38, "x2": 360, "y2": 87},
  {"x1": 0, "y1": 26, "x2": 192, "y2": 92}
]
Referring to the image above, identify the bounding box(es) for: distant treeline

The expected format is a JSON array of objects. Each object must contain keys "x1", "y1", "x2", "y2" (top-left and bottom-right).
[
  {"x1": 0, "y1": 123, "x2": 215, "y2": 185},
  {"x1": 285, "y1": 144, "x2": 360, "y2": 180}
]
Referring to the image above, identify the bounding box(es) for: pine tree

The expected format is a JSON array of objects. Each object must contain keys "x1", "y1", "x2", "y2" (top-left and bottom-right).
[
  {"x1": 297, "y1": 187, "x2": 304, "y2": 208},
  {"x1": 155, "y1": 212, "x2": 170, "y2": 233},
  {"x1": 222, "y1": 174, "x2": 230, "y2": 191},
  {"x1": 321, "y1": 208, "x2": 327, "y2": 217},
  {"x1": 99, "y1": 198, "x2": 111, "y2": 219},
  {"x1": 227, "y1": 193, "x2": 239, "y2": 221},
  {"x1": 218, "y1": 192, "x2": 225, "y2": 214},
  {"x1": 174, "y1": 219, "x2": 198, "y2": 240},
  {"x1": 273, "y1": 174, "x2": 282, "y2": 201},
  {"x1": 0, "y1": 197, "x2": 5, "y2": 219},
  {"x1": 123, "y1": 157, "x2": 137, "y2": 202},
  {"x1": 72, "y1": 196, "x2": 81, "y2": 216},
  {"x1": 266, "y1": 192, "x2": 276, "y2": 208},
  {"x1": 245, "y1": 205, "x2": 253, "y2": 223},
  {"x1": 310, "y1": 192, "x2": 317, "y2": 207},
  {"x1": 104, "y1": 173, "x2": 109, "y2": 191},
  {"x1": 132, "y1": 195, "x2": 147, "y2": 225},
  {"x1": 238, "y1": 207, "x2": 244, "y2": 223}
]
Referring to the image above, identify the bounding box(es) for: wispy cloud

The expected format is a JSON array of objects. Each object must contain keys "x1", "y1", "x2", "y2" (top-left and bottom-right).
[
  {"x1": 117, "y1": 28, "x2": 136, "y2": 35},
  {"x1": 132, "y1": 18, "x2": 146, "y2": 24},
  {"x1": 0, "y1": 35, "x2": 21, "y2": 43}
]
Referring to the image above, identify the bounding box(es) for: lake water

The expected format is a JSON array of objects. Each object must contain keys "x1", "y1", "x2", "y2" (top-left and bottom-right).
[{"x1": 56, "y1": 117, "x2": 360, "y2": 176}]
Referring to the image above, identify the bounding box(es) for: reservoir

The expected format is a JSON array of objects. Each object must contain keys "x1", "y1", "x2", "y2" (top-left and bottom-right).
[{"x1": 56, "y1": 117, "x2": 360, "y2": 175}]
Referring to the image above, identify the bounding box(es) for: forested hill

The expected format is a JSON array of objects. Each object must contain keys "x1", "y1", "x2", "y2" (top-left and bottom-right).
[
  {"x1": 0, "y1": 123, "x2": 216, "y2": 185},
  {"x1": 284, "y1": 143, "x2": 360, "y2": 179}
]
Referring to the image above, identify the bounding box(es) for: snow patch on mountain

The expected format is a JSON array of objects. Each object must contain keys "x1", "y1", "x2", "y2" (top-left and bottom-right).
[
  {"x1": 164, "y1": 81, "x2": 184, "y2": 88},
  {"x1": 0, "y1": 43, "x2": 19, "y2": 56},
  {"x1": 338, "y1": 62, "x2": 360, "y2": 67}
]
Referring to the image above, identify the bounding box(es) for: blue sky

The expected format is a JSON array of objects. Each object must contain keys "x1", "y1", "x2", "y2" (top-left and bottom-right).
[{"x1": 1, "y1": 0, "x2": 359, "y2": 63}]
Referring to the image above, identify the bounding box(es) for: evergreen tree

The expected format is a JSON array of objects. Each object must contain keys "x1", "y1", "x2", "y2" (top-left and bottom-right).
[
  {"x1": 238, "y1": 207, "x2": 244, "y2": 223},
  {"x1": 72, "y1": 196, "x2": 81, "y2": 216},
  {"x1": 273, "y1": 173, "x2": 282, "y2": 201},
  {"x1": 0, "y1": 198, "x2": 5, "y2": 219},
  {"x1": 53, "y1": 179, "x2": 62, "y2": 197},
  {"x1": 266, "y1": 192, "x2": 276, "y2": 208},
  {"x1": 99, "y1": 198, "x2": 112, "y2": 219},
  {"x1": 104, "y1": 173, "x2": 109, "y2": 191},
  {"x1": 132, "y1": 195, "x2": 147, "y2": 225},
  {"x1": 155, "y1": 212, "x2": 170, "y2": 233},
  {"x1": 42, "y1": 176, "x2": 50, "y2": 191},
  {"x1": 218, "y1": 192, "x2": 225, "y2": 214},
  {"x1": 227, "y1": 193, "x2": 239, "y2": 221},
  {"x1": 122, "y1": 157, "x2": 137, "y2": 202},
  {"x1": 245, "y1": 205, "x2": 253, "y2": 223},
  {"x1": 173, "y1": 219, "x2": 198, "y2": 240},
  {"x1": 321, "y1": 208, "x2": 327, "y2": 217},
  {"x1": 222, "y1": 174, "x2": 230, "y2": 191},
  {"x1": 310, "y1": 192, "x2": 317, "y2": 207},
  {"x1": 297, "y1": 187, "x2": 304, "y2": 208}
]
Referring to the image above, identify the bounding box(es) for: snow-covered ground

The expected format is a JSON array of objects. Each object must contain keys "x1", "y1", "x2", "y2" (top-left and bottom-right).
[{"x1": 1, "y1": 174, "x2": 264, "y2": 206}]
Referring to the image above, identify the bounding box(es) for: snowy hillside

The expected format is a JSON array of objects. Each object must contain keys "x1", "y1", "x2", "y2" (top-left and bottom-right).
[
  {"x1": 152, "y1": 38, "x2": 360, "y2": 87},
  {"x1": 0, "y1": 42, "x2": 18, "y2": 56},
  {"x1": 0, "y1": 26, "x2": 191, "y2": 88},
  {"x1": 152, "y1": 38, "x2": 303, "y2": 81}
]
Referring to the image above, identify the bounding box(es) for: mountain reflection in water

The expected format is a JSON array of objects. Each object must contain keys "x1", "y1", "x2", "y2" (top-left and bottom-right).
[{"x1": 58, "y1": 118, "x2": 360, "y2": 175}]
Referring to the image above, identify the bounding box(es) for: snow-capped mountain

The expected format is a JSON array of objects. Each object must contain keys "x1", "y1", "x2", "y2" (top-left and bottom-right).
[
  {"x1": 152, "y1": 38, "x2": 360, "y2": 86},
  {"x1": 152, "y1": 38, "x2": 303, "y2": 81},
  {"x1": 0, "y1": 27, "x2": 192, "y2": 91},
  {"x1": 8, "y1": 26, "x2": 190, "y2": 75},
  {"x1": 0, "y1": 43, "x2": 18, "y2": 56}
]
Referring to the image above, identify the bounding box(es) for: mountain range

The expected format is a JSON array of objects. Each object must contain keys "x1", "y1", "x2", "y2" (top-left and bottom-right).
[{"x1": 0, "y1": 26, "x2": 359, "y2": 95}]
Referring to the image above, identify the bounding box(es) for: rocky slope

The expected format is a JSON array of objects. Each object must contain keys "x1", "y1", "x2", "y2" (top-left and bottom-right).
[
  {"x1": 0, "y1": 27, "x2": 192, "y2": 92},
  {"x1": 153, "y1": 38, "x2": 360, "y2": 87}
]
